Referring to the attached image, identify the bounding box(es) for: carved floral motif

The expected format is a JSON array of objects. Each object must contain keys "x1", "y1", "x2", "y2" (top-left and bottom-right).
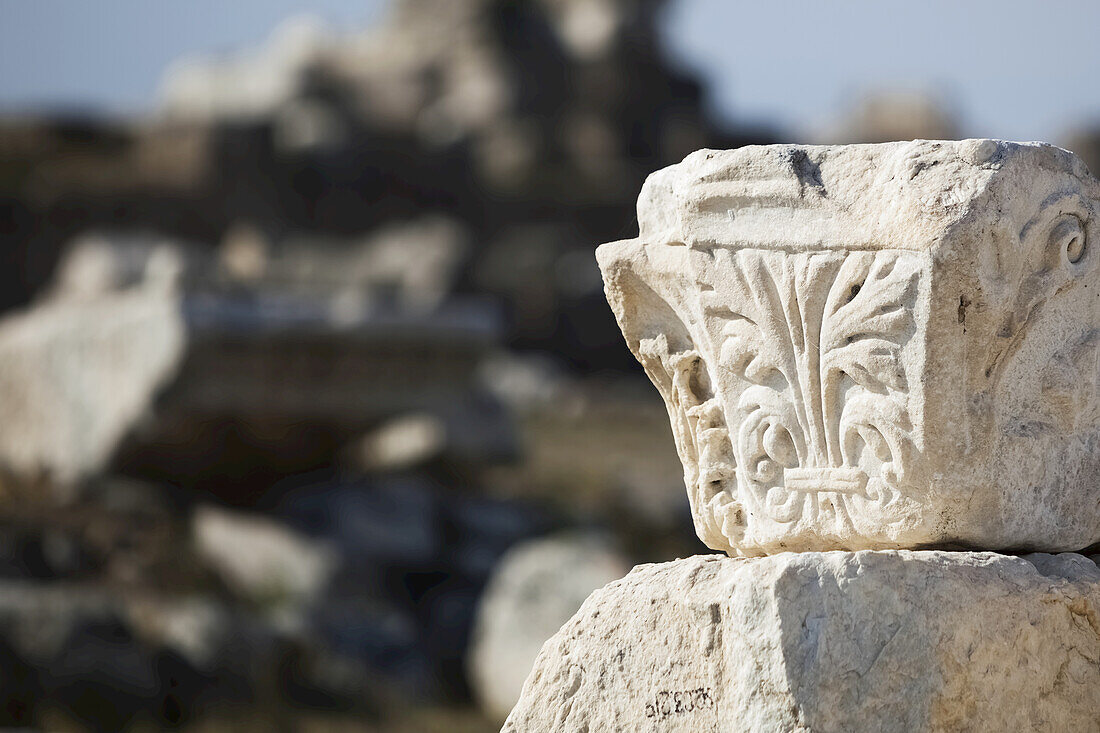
[{"x1": 700, "y1": 249, "x2": 923, "y2": 538}]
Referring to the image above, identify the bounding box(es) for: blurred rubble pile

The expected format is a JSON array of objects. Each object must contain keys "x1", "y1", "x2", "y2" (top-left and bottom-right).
[{"x1": 0, "y1": 0, "x2": 772, "y2": 729}]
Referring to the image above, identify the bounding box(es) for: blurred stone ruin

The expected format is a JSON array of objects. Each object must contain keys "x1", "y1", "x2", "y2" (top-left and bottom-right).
[{"x1": 0, "y1": 0, "x2": 772, "y2": 728}]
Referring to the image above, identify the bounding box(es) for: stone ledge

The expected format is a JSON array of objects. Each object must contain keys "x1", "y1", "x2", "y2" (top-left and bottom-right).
[{"x1": 504, "y1": 551, "x2": 1100, "y2": 732}]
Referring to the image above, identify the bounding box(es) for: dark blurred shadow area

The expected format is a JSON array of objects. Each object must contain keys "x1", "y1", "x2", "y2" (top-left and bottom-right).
[{"x1": 0, "y1": 0, "x2": 1099, "y2": 730}]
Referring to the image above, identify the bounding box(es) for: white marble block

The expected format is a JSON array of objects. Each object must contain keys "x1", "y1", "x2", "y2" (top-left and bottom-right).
[
  {"x1": 597, "y1": 140, "x2": 1100, "y2": 555},
  {"x1": 504, "y1": 551, "x2": 1100, "y2": 733}
]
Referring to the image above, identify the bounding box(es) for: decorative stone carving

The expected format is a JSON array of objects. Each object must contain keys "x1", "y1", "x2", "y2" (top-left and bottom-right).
[
  {"x1": 597, "y1": 140, "x2": 1100, "y2": 554},
  {"x1": 504, "y1": 552, "x2": 1100, "y2": 733}
]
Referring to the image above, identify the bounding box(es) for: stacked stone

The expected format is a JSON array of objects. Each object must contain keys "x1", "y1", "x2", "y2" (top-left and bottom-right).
[{"x1": 505, "y1": 140, "x2": 1100, "y2": 731}]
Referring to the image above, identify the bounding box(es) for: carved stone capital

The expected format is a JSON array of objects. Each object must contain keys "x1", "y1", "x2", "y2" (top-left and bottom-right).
[{"x1": 598, "y1": 140, "x2": 1100, "y2": 554}]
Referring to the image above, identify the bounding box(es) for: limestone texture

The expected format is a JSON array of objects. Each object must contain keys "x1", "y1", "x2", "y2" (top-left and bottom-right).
[
  {"x1": 597, "y1": 140, "x2": 1100, "y2": 555},
  {"x1": 504, "y1": 551, "x2": 1100, "y2": 733}
]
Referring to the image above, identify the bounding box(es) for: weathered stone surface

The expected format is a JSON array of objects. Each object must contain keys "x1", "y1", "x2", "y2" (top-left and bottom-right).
[
  {"x1": 505, "y1": 551, "x2": 1100, "y2": 733},
  {"x1": 467, "y1": 533, "x2": 630, "y2": 721},
  {"x1": 597, "y1": 140, "x2": 1100, "y2": 554}
]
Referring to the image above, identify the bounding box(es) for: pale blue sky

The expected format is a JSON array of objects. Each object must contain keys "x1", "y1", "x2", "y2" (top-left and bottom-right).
[
  {"x1": 1, "y1": 0, "x2": 1098, "y2": 143},
  {"x1": 663, "y1": 0, "x2": 1100, "y2": 142}
]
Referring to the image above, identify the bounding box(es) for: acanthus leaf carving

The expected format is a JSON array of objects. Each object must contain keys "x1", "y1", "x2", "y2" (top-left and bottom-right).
[{"x1": 695, "y1": 247, "x2": 922, "y2": 539}]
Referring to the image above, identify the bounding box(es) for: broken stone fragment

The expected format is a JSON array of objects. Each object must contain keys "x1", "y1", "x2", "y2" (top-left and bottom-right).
[
  {"x1": 597, "y1": 140, "x2": 1100, "y2": 555},
  {"x1": 467, "y1": 533, "x2": 631, "y2": 722},
  {"x1": 192, "y1": 505, "x2": 337, "y2": 608},
  {"x1": 0, "y1": 272, "x2": 184, "y2": 493},
  {"x1": 504, "y1": 551, "x2": 1100, "y2": 733}
]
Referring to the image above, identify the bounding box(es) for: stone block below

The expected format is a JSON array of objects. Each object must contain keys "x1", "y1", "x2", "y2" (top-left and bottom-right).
[{"x1": 504, "y1": 551, "x2": 1100, "y2": 732}]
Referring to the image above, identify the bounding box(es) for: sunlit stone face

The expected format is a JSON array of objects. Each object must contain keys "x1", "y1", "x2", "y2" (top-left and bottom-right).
[{"x1": 598, "y1": 140, "x2": 1100, "y2": 555}]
